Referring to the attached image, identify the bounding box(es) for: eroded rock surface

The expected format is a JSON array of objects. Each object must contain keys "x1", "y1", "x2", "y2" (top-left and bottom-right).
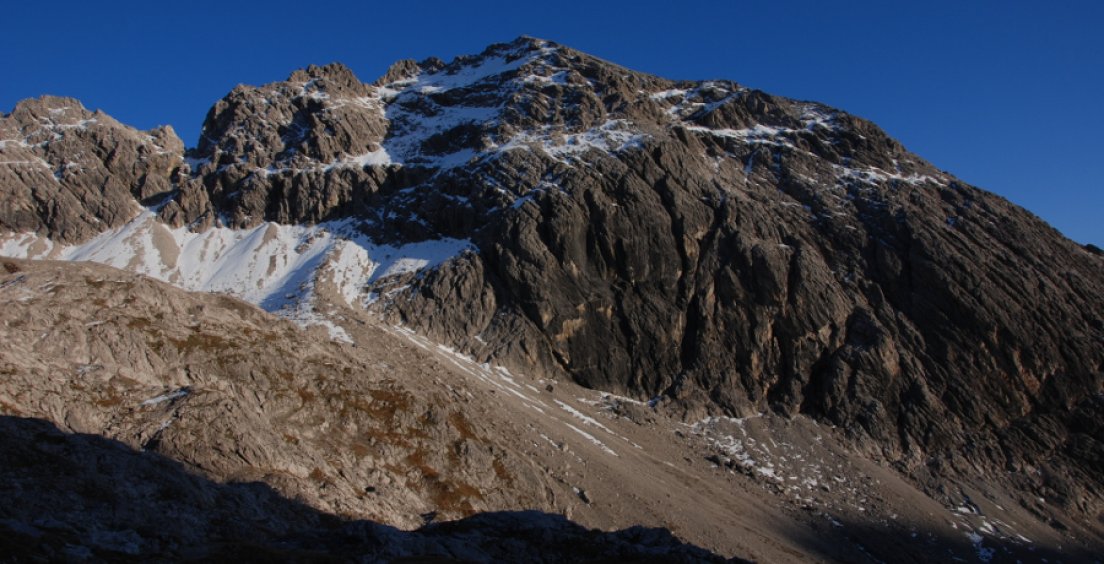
[
  {"x1": 0, "y1": 96, "x2": 182, "y2": 243},
  {"x1": 1, "y1": 36, "x2": 1102, "y2": 556}
]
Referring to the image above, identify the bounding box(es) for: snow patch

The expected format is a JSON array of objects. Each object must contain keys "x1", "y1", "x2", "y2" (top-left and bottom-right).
[
  {"x1": 141, "y1": 388, "x2": 190, "y2": 406},
  {"x1": 650, "y1": 89, "x2": 688, "y2": 100},
  {"x1": 555, "y1": 400, "x2": 615, "y2": 435},
  {"x1": 564, "y1": 423, "x2": 618, "y2": 456},
  {"x1": 965, "y1": 532, "x2": 995, "y2": 562},
  {"x1": 685, "y1": 124, "x2": 795, "y2": 148},
  {"x1": 833, "y1": 163, "x2": 945, "y2": 187},
  {"x1": 498, "y1": 119, "x2": 648, "y2": 163},
  {"x1": 0, "y1": 211, "x2": 470, "y2": 342}
]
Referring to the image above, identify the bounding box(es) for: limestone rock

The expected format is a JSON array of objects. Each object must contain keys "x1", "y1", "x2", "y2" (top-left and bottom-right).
[
  {"x1": 1, "y1": 36, "x2": 1102, "y2": 544},
  {"x1": 187, "y1": 62, "x2": 396, "y2": 228},
  {"x1": 0, "y1": 96, "x2": 183, "y2": 243}
]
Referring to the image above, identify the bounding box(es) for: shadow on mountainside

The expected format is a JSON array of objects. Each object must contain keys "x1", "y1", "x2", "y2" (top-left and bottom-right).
[
  {"x1": 792, "y1": 514, "x2": 1102, "y2": 564},
  {"x1": 0, "y1": 415, "x2": 745, "y2": 563}
]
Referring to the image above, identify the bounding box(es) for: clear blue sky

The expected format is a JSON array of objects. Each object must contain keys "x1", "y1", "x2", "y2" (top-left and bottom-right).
[{"x1": 3, "y1": 1, "x2": 1101, "y2": 245}]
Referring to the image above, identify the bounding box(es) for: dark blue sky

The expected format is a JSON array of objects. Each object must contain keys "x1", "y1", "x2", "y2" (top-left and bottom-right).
[{"x1": 3, "y1": 1, "x2": 1101, "y2": 244}]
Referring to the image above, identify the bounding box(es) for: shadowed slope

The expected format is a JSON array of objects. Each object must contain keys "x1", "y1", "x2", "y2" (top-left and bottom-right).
[{"x1": 0, "y1": 415, "x2": 741, "y2": 563}]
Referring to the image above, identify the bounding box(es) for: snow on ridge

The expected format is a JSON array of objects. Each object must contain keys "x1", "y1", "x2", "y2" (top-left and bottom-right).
[
  {"x1": 650, "y1": 89, "x2": 688, "y2": 101},
  {"x1": 234, "y1": 43, "x2": 613, "y2": 173},
  {"x1": 685, "y1": 124, "x2": 795, "y2": 148},
  {"x1": 338, "y1": 149, "x2": 393, "y2": 168},
  {"x1": 255, "y1": 148, "x2": 394, "y2": 177},
  {"x1": 371, "y1": 43, "x2": 567, "y2": 170},
  {"x1": 659, "y1": 83, "x2": 746, "y2": 120},
  {"x1": 0, "y1": 210, "x2": 472, "y2": 339},
  {"x1": 390, "y1": 43, "x2": 559, "y2": 95},
  {"x1": 497, "y1": 119, "x2": 648, "y2": 164},
  {"x1": 404, "y1": 54, "x2": 527, "y2": 94},
  {"x1": 381, "y1": 102, "x2": 498, "y2": 168},
  {"x1": 520, "y1": 70, "x2": 570, "y2": 86},
  {"x1": 141, "y1": 388, "x2": 190, "y2": 406},
  {"x1": 0, "y1": 139, "x2": 32, "y2": 149},
  {"x1": 799, "y1": 104, "x2": 838, "y2": 131},
  {"x1": 832, "y1": 163, "x2": 945, "y2": 187}
]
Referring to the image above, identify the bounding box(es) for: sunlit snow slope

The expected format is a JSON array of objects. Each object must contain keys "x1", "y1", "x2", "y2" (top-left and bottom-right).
[{"x1": 0, "y1": 210, "x2": 471, "y2": 335}]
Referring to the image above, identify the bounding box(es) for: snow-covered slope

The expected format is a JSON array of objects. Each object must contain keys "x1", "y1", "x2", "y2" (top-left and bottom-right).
[{"x1": 0, "y1": 209, "x2": 471, "y2": 338}]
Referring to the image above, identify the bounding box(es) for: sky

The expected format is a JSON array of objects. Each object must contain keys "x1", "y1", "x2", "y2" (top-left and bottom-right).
[{"x1": 2, "y1": 1, "x2": 1101, "y2": 244}]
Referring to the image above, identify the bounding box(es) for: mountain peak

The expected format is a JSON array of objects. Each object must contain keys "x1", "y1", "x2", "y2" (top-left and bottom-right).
[
  {"x1": 376, "y1": 59, "x2": 422, "y2": 85},
  {"x1": 1, "y1": 36, "x2": 1102, "y2": 561},
  {"x1": 286, "y1": 61, "x2": 362, "y2": 89},
  {"x1": 7, "y1": 95, "x2": 92, "y2": 122},
  {"x1": 280, "y1": 62, "x2": 371, "y2": 102},
  {"x1": 486, "y1": 34, "x2": 556, "y2": 56}
]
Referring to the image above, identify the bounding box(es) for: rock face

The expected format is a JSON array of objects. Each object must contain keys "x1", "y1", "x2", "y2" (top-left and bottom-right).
[
  {"x1": 175, "y1": 62, "x2": 401, "y2": 230},
  {"x1": 265, "y1": 37, "x2": 1099, "y2": 511},
  {"x1": 2, "y1": 36, "x2": 1103, "y2": 531},
  {"x1": 0, "y1": 96, "x2": 182, "y2": 243},
  {"x1": 11, "y1": 259, "x2": 1099, "y2": 563}
]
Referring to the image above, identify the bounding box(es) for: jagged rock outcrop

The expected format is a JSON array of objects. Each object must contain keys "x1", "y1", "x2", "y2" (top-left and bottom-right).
[
  {"x1": 0, "y1": 96, "x2": 182, "y2": 243},
  {"x1": 308, "y1": 38, "x2": 1101, "y2": 507},
  {"x1": 2, "y1": 36, "x2": 1102, "y2": 530},
  {"x1": 174, "y1": 62, "x2": 410, "y2": 230}
]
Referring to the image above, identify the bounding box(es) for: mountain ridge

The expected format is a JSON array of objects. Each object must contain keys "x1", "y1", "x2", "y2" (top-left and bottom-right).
[{"x1": 2, "y1": 36, "x2": 1102, "y2": 557}]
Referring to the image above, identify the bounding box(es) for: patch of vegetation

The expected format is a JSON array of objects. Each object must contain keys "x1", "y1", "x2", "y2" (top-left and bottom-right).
[
  {"x1": 406, "y1": 448, "x2": 483, "y2": 516},
  {"x1": 94, "y1": 391, "x2": 124, "y2": 407},
  {"x1": 0, "y1": 398, "x2": 24, "y2": 416},
  {"x1": 127, "y1": 317, "x2": 152, "y2": 330},
  {"x1": 169, "y1": 332, "x2": 229, "y2": 353},
  {"x1": 449, "y1": 412, "x2": 479, "y2": 441},
  {"x1": 492, "y1": 457, "x2": 513, "y2": 484},
  {"x1": 296, "y1": 387, "x2": 316, "y2": 404},
  {"x1": 309, "y1": 467, "x2": 330, "y2": 485}
]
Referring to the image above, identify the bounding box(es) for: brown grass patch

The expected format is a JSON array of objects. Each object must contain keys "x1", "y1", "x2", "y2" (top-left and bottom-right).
[
  {"x1": 296, "y1": 387, "x2": 316, "y2": 403},
  {"x1": 406, "y1": 448, "x2": 483, "y2": 516},
  {"x1": 345, "y1": 387, "x2": 412, "y2": 420},
  {"x1": 492, "y1": 458, "x2": 513, "y2": 484},
  {"x1": 448, "y1": 412, "x2": 479, "y2": 441},
  {"x1": 94, "y1": 392, "x2": 124, "y2": 407},
  {"x1": 169, "y1": 332, "x2": 229, "y2": 353},
  {"x1": 350, "y1": 441, "x2": 371, "y2": 458},
  {"x1": 406, "y1": 449, "x2": 439, "y2": 480},
  {"x1": 127, "y1": 318, "x2": 152, "y2": 330}
]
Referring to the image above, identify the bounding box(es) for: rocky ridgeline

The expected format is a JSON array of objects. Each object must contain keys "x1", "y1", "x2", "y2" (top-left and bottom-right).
[
  {"x1": 1, "y1": 36, "x2": 1102, "y2": 521},
  {"x1": 0, "y1": 96, "x2": 181, "y2": 243}
]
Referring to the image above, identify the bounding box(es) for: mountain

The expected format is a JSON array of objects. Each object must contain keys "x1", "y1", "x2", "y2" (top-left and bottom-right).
[
  {"x1": 1, "y1": 36, "x2": 1102, "y2": 561},
  {"x1": 1, "y1": 257, "x2": 1092, "y2": 563},
  {"x1": 0, "y1": 258, "x2": 748, "y2": 562}
]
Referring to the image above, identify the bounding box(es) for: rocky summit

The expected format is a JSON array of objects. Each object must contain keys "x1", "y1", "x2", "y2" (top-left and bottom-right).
[{"x1": 1, "y1": 36, "x2": 1102, "y2": 562}]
